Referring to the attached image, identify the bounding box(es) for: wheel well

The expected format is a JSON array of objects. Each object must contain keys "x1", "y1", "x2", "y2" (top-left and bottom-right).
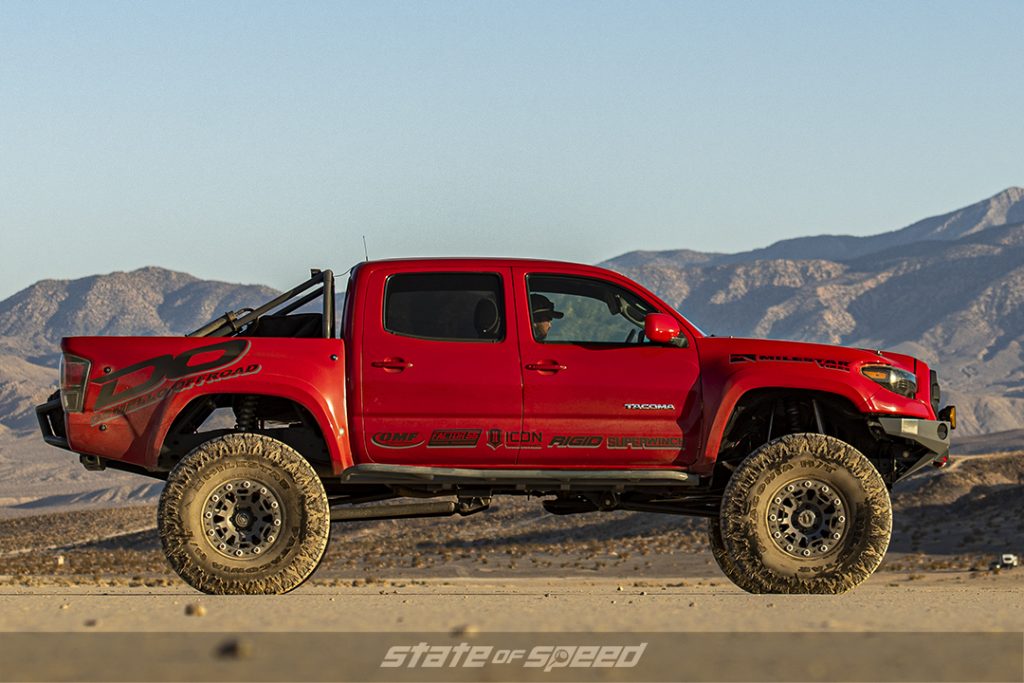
[
  {"x1": 713, "y1": 389, "x2": 879, "y2": 485},
  {"x1": 158, "y1": 393, "x2": 332, "y2": 475}
]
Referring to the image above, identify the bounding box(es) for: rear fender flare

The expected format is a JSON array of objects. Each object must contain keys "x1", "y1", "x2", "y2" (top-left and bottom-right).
[{"x1": 146, "y1": 377, "x2": 352, "y2": 473}]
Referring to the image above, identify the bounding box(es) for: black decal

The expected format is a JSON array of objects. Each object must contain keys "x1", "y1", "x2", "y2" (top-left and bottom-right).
[
  {"x1": 487, "y1": 428, "x2": 503, "y2": 450},
  {"x1": 371, "y1": 432, "x2": 423, "y2": 449},
  {"x1": 428, "y1": 429, "x2": 481, "y2": 448},
  {"x1": 93, "y1": 340, "x2": 250, "y2": 411}
]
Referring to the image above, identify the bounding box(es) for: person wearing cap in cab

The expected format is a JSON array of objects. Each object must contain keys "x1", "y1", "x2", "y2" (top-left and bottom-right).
[{"x1": 530, "y1": 293, "x2": 564, "y2": 341}]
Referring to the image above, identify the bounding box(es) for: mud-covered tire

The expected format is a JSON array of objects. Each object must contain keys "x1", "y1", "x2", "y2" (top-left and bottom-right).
[
  {"x1": 158, "y1": 433, "x2": 330, "y2": 595},
  {"x1": 707, "y1": 516, "x2": 745, "y2": 587},
  {"x1": 717, "y1": 433, "x2": 892, "y2": 594}
]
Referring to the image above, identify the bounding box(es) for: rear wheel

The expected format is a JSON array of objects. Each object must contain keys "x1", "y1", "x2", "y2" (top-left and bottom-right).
[
  {"x1": 158, "y1": 433, "x2": 330, "y2": 595},
  {"x1": 715, "y1": 433, "x2": 891, "y2": 594}
]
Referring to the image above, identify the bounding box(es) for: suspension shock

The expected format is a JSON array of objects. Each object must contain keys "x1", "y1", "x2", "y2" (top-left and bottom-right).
[
  {"x1": 785, "y1": 400, "x2": 803, "y2": 433},
  {"x1": 235, "y1": 395, "x2": 258, "y2": 432}
]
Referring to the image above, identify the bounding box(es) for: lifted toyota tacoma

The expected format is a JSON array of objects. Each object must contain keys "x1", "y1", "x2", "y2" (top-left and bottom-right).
[{"x1": 36, "y1": 259, "x2": 956, "y2": 594}]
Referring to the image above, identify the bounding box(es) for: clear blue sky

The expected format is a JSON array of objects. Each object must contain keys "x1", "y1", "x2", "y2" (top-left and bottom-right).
[{"x1": 1, "y1": 1, "x2": 1022, "y2": 299}]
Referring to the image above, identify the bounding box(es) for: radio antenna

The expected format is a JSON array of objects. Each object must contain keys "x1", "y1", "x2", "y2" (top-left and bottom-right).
[{"x1": 362, "y1": 235, "x2": 369, "y2": 262}]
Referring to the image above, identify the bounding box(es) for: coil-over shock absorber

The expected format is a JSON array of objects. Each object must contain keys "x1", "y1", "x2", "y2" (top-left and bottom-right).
[
  {"x1": 235, "y1": 395, "x2": 258, "y2": 432},
  {"x1": 785, "y1": 399, "x2": 803, "y2": 433}
]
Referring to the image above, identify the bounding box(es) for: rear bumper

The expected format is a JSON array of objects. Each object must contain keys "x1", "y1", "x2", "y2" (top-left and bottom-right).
[
  {"x1": 36, "y1": 395, "x2": 71, "y2": 450},
  {"x1": 877, "y1": 415, "x2": 952, "y2": 479}
]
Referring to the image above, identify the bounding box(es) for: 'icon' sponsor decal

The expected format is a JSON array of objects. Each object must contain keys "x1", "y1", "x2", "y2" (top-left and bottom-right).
[
  {"x1": 428, "y1": 429, "x2": 481, "y2": 448},
  {"x1": 371, "y1": 432, "x2": 424, "y2": 449},
  {"x1": 486, "y1": 430, "x2": 543, "y2": 449}
]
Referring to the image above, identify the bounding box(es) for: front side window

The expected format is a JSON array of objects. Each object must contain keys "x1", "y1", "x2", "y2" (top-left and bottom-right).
[
  {"x1": 527, "y1": 275, "x2": 656, "y2": 344},
  {"x1": 385, "y1": 272, "x2": 505, "y2": 342}
]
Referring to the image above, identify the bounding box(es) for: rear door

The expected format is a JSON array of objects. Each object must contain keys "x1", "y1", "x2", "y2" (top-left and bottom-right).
[
  {"x1": 358, "y1": 265, "x2": 521, "y2": 466},
  {"x1": 514, "y1": 268, "x2": 702, "y2": 468}
]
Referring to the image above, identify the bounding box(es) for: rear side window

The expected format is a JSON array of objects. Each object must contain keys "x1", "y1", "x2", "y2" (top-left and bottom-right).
[{"x1": 384, "y1": 273, "x2": 505, "y2": 342}]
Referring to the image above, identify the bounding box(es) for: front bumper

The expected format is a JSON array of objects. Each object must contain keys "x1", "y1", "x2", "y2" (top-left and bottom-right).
[{"x1": 877, "y1": 415, "x2": 953, "y2": 479}]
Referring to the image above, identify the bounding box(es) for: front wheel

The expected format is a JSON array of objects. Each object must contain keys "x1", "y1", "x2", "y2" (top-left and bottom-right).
[
  {"x1": 158, "y1": 433, "x2": 331, "y2": 595},
  {"x1": 714, "y1": 433, "x2": 892, "y2": 594}
]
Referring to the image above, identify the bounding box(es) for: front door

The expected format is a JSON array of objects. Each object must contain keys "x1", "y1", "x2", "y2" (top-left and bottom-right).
[
  {"x1": 359, "y1": 267, "x2": 521, "y2": 466},
  {"x1": 515, "y1": 269, "x2": 701, "y2": 468}
]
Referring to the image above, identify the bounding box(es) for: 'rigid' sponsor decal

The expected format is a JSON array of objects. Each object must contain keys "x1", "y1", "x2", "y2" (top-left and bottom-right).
[{"x1": 730, "y1": 353, "x2": 850, "y2": 371}]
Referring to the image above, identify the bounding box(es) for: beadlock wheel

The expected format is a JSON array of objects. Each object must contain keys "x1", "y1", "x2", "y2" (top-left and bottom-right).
[
  {"x1": 158, "y1": 433, "x2": 330, "y2": 595},
  {"x1": 711, "y1": 433, "x2": 892, "y2": 594}
]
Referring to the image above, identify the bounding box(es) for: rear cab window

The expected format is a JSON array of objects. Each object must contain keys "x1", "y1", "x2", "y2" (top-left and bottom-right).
[{"x1": 384, "y1": 272, "x2": 505, "y2": 342}]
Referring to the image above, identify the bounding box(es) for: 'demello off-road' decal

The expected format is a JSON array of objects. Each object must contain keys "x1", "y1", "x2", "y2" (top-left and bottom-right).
[{"x1": 89, "y1": 340, "x2": 261, "y2": 424}]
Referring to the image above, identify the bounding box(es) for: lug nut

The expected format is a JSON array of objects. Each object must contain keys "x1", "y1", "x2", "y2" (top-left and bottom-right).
[
  {"x1": 235, "y1": 550, "x2": 243, "y2": 557},
  {"x1": 787, "y1": 485, "x2": 795, "y2": 491},
  {"x1": 802, "y1": 549, "x2": 811, "y2": 556},
  {"x1": 804, "y1": 480, "x2": 812, "y2": 487},
  {"x1": 207, "y1": 529, "x2": 215, "y2": 536},
  {"x1": 253, "y1": 547, "x2": 261, "y2": 554},
  {"x1": 225, "y1": 484, "x2": 233, "y2": 491},
  {"x1": 273, "y1": 519, "x2": 281, "y2": 526},
  {"x1": 822, "y1": 486, "x2": 829, "y2": 492},
  {"x1": 260, "y1": 488, "x2": 268, "y2": 495},
  {"x1": 769, "y1": 514, "x2": 777, "y2": 521},
  {"x1": 271, "y1": 502, "x2": 279, "y2": 509},
  {"x1": 821, "y1": 546, "x2": 829, "y2": 552},
  {"x1": 773, "y1": 532, "x2": 782, "y2": 539},
  {"x1": 838, "y1": 516, "x2": 846, "y2": 523},
  {"x1": 775, "y1": 497, "x2": 782, "y2": 504},
  {"x1": 218, "y1": 544, "x2": 226, "y2": 550},
  {"x1": 786, "y1": 545, "x2": 794, "y2": 551},
  {"x1": 242, "y1": 481, "x2": 250, "y2": 488},
  {"x1": 833, "y1": 532, "x2": 841, "y2": 539},
  {"x1": 267, "y1": 536, "x2": 275, "y2": 543}
]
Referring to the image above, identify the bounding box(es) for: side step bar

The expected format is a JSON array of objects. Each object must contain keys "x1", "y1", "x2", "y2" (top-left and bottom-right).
[
  {"x1": 338, "y1": 464, "x2": 698, "y2": 488},
  {"x1": 330, "y1": 497, "x2": 490, "y2": 523}
]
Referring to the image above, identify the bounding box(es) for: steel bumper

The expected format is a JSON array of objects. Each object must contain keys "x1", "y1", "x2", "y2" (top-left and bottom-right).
[{"x1": 877, "y1": 416, "x2": 952, "y2": 479}]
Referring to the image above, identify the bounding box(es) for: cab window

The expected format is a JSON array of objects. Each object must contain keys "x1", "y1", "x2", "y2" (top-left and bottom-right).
[
  {"x1": 384, "y1": 272, "x2": 505, "y2": 342},
  {"x1": 526, "y1": 274, "x2": 656, "y2": 344}
]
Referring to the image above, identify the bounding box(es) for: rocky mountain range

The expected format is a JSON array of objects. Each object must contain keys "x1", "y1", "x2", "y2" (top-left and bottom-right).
[
  {"x1": 603, "y1": 187, "x2": 1024, "y2": 436},
  {"x1": 2, "y1": 188, "x2": 1023, "y2": 442}
]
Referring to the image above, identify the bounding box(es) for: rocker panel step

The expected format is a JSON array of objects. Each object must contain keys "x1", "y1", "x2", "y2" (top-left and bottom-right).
[{"x1": 338, "y1": 464, "x2": 698, "y2": 487}]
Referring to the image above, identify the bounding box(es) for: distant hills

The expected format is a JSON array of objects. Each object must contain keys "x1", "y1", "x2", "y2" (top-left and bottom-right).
[
  {"x1": 0, "y1": 268, "x2": 276, "y2": 431},
  {"x1": 2, "y1": 187, "x2": 1024, "y2": 439},
  {"x1": 603, "y1": 187, "x2": 1024, "y2": 435}
]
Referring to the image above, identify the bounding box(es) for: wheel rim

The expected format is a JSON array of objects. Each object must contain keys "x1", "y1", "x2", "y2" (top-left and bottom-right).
[
  {"x1": 765, "y1": 478, "x2": 848, "y2": 559},
  {"x1": 202, "y1": 479, "x2": 285, "y2": 560}
]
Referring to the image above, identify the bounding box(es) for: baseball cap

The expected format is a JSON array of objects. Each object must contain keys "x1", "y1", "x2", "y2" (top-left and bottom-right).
[{"x1": 530, "y1": 293, "x2": 564, "y2": 322}]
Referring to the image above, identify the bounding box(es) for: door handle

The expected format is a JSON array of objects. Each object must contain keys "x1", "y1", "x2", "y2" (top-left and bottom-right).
[
  {"x1": 525, "y1": 360, "x2": 566, "y2": 372},
  {"x1": 371, "y1": 357, "x2": 413, "y2": 372}
]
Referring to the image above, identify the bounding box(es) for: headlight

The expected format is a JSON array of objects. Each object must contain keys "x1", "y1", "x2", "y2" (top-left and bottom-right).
[{"x1": 861, "y1": 365, "x2": 917, "y2": 398}]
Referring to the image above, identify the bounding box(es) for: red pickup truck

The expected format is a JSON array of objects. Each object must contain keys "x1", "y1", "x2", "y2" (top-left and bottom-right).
[{"x1": 37, "y1": 258, "x2": 955, "y2": 595}]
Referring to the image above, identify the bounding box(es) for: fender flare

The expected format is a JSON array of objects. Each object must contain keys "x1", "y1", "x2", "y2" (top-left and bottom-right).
[
  {"x1": 695, "y1": 375, "x2": 874, "y2": 475},
  {"x1": 145, "y1": 376, "x2": 353, "y2": 473}
]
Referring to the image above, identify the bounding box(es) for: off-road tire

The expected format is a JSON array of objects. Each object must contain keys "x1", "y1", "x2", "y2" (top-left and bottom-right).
[
  {"x1": 707, "y1": 516, "x2": 745, "y2": 587},
  {"x1": 717, "y1": 433, "x2": 892, "y2": 594},
  {"x1": 158, "y1": 433, "x2": 330, "y2": 595}
]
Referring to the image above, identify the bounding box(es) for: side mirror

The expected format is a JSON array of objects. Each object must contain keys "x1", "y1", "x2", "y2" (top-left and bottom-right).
[{"x1": 644, "y1": 313, "x2": 681, "y2": 344}]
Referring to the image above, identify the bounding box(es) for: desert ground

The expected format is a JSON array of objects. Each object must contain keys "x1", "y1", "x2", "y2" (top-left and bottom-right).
[{"x1": 0, "y1": 448, "x2": 1021, "y2": 681}]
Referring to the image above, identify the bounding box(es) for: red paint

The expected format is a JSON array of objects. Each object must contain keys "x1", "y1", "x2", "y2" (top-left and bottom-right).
[{"x1": 56, "y1": 258, "x2": 939, "y2": 476}]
